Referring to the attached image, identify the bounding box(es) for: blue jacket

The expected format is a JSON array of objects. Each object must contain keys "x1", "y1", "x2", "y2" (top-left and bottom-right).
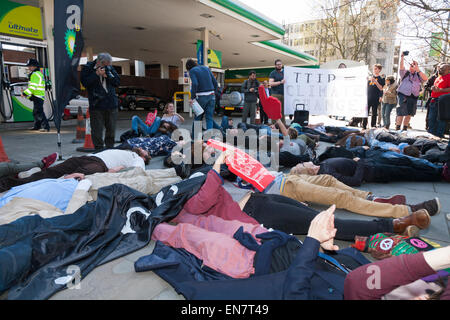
[{"x1": 189, "y1": 65, "x2": 218, "y2": 99}]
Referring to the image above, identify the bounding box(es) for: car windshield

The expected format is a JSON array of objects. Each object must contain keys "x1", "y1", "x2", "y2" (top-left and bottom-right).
[{"x1": 225, "y1": 86, "x2": 242, "y2": 94}]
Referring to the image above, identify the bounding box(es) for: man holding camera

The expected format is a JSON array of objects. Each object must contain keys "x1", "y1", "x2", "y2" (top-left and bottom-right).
[
  {"x1": 395, "y1": 52, "x2": 428, "y2": 131},
  {"x1": 81, "y1": 52, "x2": 120, "y2": 150}
]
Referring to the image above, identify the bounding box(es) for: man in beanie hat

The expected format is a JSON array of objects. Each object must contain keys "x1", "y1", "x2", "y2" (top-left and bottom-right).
[{"x1": 22, "y1": 58, "x2": 49, "y2": 132}]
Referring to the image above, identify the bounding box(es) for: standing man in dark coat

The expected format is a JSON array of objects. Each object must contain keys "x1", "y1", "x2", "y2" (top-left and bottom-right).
[
  {"x1": 241, "y1": 70, "x2": 260, "y2": 124},
  {"x1": 81, "y1": 52, "x2": 120, "y2": 150}
]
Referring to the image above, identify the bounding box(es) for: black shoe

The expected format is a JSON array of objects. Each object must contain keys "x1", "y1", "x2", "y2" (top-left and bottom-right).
[{"x1": 409, "y1": 198, "x2": 441, "y2": 217}]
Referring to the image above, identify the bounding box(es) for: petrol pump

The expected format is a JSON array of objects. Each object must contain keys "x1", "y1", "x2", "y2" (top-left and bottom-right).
[{"x1": 0, "y1": 36, "x2": 55, "y2": 123}]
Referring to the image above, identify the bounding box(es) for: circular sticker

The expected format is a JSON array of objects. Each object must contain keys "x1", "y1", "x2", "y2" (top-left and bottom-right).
[
  {"x1": 410, "y1": 238, "x2": 428, "y2": 249},
  {"x1": 380, "y1": 238, "x2": 394, "y2": 251}
]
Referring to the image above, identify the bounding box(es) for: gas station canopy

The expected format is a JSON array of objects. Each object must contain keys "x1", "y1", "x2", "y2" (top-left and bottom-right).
[{"x1": 82, "y1": 0, "x2": 318, "y2": 68}]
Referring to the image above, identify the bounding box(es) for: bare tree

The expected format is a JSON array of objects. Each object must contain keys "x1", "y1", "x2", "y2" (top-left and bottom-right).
[
  {"x1": 397, "y1": 0, "x2": 449, "y2": 61},
  {"x1": 312, "y1": 0, "x2": 398, "y2": 62}
]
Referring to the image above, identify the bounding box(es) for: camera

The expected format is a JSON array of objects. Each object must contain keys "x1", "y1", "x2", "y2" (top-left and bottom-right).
[
  {"x1": 96, "y1": 65, "x2": 115, "y2": 78},
  {"x1": 103, "y1": 65, "x2": 115, "y2": 78},
  {"x1": 402, "y1": 51, "x2": 409, "y2": 56}
]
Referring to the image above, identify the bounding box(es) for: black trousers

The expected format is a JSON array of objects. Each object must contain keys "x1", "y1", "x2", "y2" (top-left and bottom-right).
[
  {"x1": 0, "y1": 156, "x2": 108, "y2": 192},
  {"x1": 362, "y1": 98, "x2": 380, "y2": 129},
  {"x1": 90, "y1": 108, "x2": 118, "y2": 149},
  {"x1": 32, "y1": 97, "x2": 49, "y2": 130},
  {"x1": 279, "y1": 151, "x2": 310, "y2": 167},
  {"x1": 259, "y1": 102, "x2": 269, "y2": 124},
  {"x1": 242, "y1": 193, "x2": 393, "y2": 241}
]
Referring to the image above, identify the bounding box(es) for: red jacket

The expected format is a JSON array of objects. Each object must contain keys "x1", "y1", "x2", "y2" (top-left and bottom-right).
[{"x1": 178, "y1": 170, "x2": 260, "y2": 225}]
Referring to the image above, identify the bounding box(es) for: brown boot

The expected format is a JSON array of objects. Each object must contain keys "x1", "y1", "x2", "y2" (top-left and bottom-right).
[{"x1": 393, "y1": 209, "x2": 431, "y2": 233}]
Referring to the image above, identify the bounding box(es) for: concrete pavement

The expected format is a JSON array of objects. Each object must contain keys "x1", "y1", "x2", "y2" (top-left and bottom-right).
[{"x1": 0, "y1": 108, "x2": 449, "y2": 300}]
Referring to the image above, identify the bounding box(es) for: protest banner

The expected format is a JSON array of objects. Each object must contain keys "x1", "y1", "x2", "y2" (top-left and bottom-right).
[
  {"x1": 207, "y1": 139, "x2": 275, "y2": 192},
  {"x1": 284, "y1": 65, "x2": 368, "y2": 117}
]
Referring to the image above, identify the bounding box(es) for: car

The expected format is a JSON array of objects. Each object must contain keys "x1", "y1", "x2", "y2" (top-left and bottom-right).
[
  {"x1": 218, "y1": 83, "x2": 245, "y2": 116},
  {"x1": 117, "y1": 87, "x2": 166, "y2": 111},
  {"x1": 63, "y1": 96, "x2": 89, "y2": 120}
]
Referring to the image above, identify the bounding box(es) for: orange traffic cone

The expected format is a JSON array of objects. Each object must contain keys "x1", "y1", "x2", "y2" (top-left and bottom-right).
[
  {"x1": 72, "y1": 106, "x2": 85, "y2": 143},
  {"x1": 0, "y1": 137, "x2": 10, "y2": 162},
  {"x1": 76, "y1": 109, "x2": 96, "y2": 152}
]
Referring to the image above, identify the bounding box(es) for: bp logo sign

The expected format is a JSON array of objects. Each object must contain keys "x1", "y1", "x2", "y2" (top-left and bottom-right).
[{"x1": 64, "y1": 5, "x2": 81, "y2": 59}]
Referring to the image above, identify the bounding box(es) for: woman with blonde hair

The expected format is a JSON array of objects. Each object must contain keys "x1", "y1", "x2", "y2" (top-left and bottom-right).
[{"x1": 161, "y1": 102, "x2": 184, "y2": 127}]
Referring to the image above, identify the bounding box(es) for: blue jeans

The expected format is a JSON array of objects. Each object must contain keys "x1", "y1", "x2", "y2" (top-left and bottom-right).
[
  {"x1": 427, "y1": 101, "x2": 446, "y2": 138},
  {"x1": 381, "y1": 103, "x2": 395, "y2": 129},
  {"x1": 132, "y1": 115, "x2": 160, "y2": 135},
  {"x1": 192, "y1": 95, "x2": 221, "y2": 134}
]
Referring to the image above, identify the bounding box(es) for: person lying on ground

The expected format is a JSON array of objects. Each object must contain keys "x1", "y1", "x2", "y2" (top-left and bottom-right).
[
  {"x1": 233, "y1": 184, "x2": 430, "y2": 241},
  {"x1": 344, "y1": 245, "x2": 450, "y2": 300},
  {"x1": 264, "y1": 164, "x2": 440, "y2": 219},
  {"x1": 131, "y1": 113, "x2": 178, "y2": 138},
  {"x1": 161, "y1": 102, "x2": 184, "y2": 127},
  {"x1": 0, "y1": 148, "x2": 151, "y2": 193},
  {"x1": 115, "y1": 135, "x2": 178, "y2": 157},
  {"x1": 0, "y1": 152, "x2": 58, "y2": 178},
  {"x1": 152, "y1": 151, "x2": 366, "y2": 282},
  {"x1": 164, "y1": 140, "x2": 237, "y2": 181},
  {"x1": 291, "y1": 151, "x2": 444, "y2": 188},
  {"x1": 0, "y1": 166, "x2": 183, "y2": 220}
]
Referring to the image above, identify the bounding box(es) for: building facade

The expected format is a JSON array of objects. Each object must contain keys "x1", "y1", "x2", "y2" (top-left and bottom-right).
[{"x1": 283, "y1": 0, "x2": 400, "y2": 76}]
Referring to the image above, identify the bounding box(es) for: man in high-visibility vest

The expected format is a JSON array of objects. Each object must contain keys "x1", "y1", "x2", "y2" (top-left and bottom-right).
[{"x1": 22, "y1": 58, "x2": 50, "y2": 132}]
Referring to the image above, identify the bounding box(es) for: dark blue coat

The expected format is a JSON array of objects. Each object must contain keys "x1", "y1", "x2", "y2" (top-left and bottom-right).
[
  {"x1": 135, "y1": 237, "x2": 371, "y2": 300},
  {"x1": 80, "y1": 60, "x2": 120, "y2": 110}
]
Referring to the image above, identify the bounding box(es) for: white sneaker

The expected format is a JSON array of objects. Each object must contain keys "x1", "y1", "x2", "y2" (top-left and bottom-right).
[{"x1": 18, "y1": 167, "x2": 41, "y2": 179}]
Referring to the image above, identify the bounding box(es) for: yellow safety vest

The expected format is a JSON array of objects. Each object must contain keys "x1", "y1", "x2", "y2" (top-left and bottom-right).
[{"x1": 23, "y1": 70, "x2": 45, "y2": 100}]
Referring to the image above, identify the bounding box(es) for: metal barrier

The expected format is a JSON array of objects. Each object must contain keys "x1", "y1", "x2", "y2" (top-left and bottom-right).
[{"x1": 173, "y1": 91, "x2": 191, "y2": 117}]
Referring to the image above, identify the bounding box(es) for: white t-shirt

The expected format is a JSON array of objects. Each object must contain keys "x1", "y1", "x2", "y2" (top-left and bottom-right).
[{"x1": 92, "y1": 150, "x2": 145, "y2": 170}]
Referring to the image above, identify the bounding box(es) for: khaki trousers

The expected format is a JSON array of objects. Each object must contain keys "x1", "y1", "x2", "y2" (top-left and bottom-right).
[{"x1": 282, "y1": 174, "x2": 409, "y2": 218}]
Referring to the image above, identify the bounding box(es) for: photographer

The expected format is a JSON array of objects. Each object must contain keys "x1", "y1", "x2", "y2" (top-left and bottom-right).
[
  {"x1": 81, "y1": 52, "x2": 120, "y2": 150},
  {"x1": 395, "y1": 51, "x2": 428, "y2": 131}
]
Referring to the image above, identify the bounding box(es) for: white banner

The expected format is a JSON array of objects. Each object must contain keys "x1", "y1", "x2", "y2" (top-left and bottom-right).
[{"x1": 284, "y1": 66, "x2": 368, "y2": 117}]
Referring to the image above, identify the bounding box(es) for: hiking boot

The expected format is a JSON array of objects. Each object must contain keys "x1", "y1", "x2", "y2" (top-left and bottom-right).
[
  {"x1": 393, "y1": 209, "x2": 431, "y2": 233},
  {"x1": 41, "y1": 152, "x2": 59, "y2": 169},
  {"x1": 373, "y1": 194, "x2": 406, "y2": 205},
  {"x1": 409, "y1": 198, "x2": 441, "y2": 216}
]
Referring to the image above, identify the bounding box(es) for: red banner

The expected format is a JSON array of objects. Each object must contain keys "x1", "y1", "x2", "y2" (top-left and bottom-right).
[{"x1": 207, "y1": 139, "x2": 275, "y2": 192}]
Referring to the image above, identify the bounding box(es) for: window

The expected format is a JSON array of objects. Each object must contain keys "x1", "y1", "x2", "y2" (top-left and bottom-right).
[{"x1": 380, "y1": 11, "x2": 387, "y2": 20}]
